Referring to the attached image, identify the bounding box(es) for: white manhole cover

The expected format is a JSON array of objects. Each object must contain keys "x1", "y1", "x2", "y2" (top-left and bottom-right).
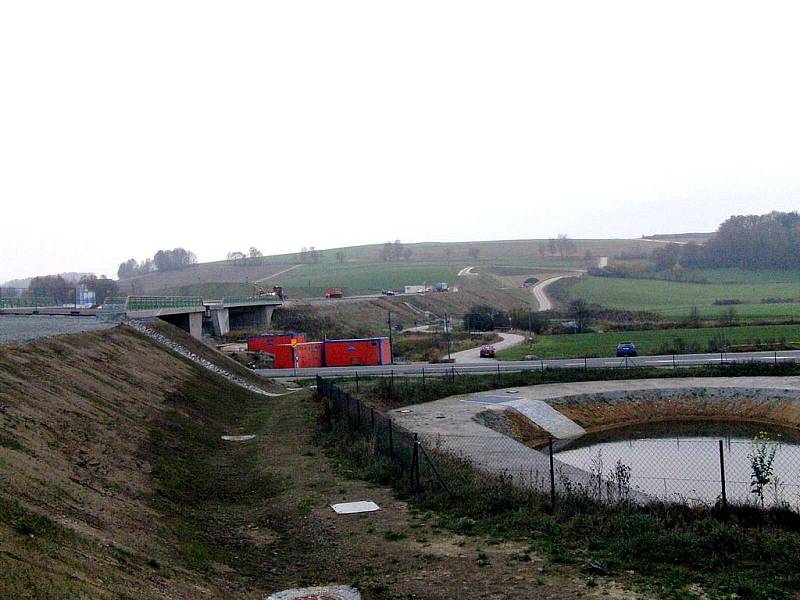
[{"x1": 266, "y1": 586, "x2": 360, "y2": 600}]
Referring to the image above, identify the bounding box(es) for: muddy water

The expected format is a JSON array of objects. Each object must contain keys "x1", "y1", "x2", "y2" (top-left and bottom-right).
[{"x1": 553, "y1": 421, "x2": 800, "y2": 507}]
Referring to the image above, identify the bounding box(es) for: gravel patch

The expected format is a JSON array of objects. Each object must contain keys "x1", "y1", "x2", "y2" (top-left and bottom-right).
[
  {"x1": 0, "y1": 315, "x2": 114, "y2": 344},
  {"x1": 127, "y1": 320, "x2": 290, "y2": 397},
  {"x1": 266, "y1": 586, "x2": 360, "y2": 600}
]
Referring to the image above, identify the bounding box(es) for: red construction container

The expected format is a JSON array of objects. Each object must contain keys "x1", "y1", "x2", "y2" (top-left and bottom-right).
[
  {"x1": 269, "y1": 344, "x2": 296, "y2": 369},
  {"x1": 323, "y1": 337, "x2": 392, "y2": 367},
  {"x1": 264, "y1": 341, "x2": 324, "y2": 369},
  {"x1": 247, "y1": 332, "x2": 306, "y2": 353},
  {"x1": 295, "y1": 341, "x2": 324, "y2": 368}
]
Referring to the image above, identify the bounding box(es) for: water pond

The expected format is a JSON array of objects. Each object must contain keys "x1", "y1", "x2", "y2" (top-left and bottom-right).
[{"x1": 553, "y1": 420, "x2": 800, "y2": 507}]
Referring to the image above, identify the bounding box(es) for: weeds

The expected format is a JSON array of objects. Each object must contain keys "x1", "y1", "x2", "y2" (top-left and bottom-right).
[{"x1": 318, "y1": 379, "x2": 800, "y2": 600}]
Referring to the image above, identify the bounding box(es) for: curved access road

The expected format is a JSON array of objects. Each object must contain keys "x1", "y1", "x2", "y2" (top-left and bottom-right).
[
  {"x1": 530, "y1": 275, "x2": 577, "y2": 311},
  {"x1": 449, "y1": 332, "x2": 526, "y2": 363}
]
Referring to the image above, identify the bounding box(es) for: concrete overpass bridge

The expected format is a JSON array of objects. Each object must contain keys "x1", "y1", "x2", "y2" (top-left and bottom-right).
[
  {"x1": 1, "y1": 295, "x2": 283, "y2": 339},
  {"x1": 106, "y1": 295, "x2": 283, "y2": 338}
]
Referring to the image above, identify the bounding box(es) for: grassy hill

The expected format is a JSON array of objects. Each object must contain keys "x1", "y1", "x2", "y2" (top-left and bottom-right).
[{"x1": 118, "y1": 237, "x2": 662, "y2": 298}]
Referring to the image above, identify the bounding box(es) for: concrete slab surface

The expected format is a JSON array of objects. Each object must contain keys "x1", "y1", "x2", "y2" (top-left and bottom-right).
[
  {"x1": 331, "y1": 501, "x2": 380, "y2": 514},
  {"x1": 503, "y1": 398, "x2": 586, "y2": 439}
]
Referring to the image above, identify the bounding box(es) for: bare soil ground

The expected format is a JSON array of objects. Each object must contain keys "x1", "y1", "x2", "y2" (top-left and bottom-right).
[{"x1": 0, "y1": 328, "x2": 642, "y2": 599}]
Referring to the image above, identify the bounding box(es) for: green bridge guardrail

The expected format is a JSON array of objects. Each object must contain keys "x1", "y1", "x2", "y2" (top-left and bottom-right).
[
  {"x1": 126, "y1": 296, "x2": 204, "y2": 311},
  {"x1": 222, "y1": 296, "x2": 278, "y2": 305},
  {"x1": 0, "y1": 297, "x2": 59, "y2": 308}
]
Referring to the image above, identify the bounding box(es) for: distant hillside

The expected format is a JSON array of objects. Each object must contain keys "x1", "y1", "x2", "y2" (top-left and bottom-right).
[
  {"x1": 642, "y1": 232, "x2": 714, "y2": 244},
  {"x1": 117, "y1": 237, "x2": 667, "y2": 297}
]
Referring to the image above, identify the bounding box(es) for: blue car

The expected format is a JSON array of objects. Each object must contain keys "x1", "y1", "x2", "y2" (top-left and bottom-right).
[{"x1": 616, "y1": 342, "x2": 638, "y2": 357}]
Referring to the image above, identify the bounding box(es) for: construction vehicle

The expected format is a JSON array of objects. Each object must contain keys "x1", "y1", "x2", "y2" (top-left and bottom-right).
[
  {"x1": 324, "y1": 288, "x2": 343, "y2": 299},
  {"x1": 255, "y1": 285, "x2": 287, "y2": 300}
]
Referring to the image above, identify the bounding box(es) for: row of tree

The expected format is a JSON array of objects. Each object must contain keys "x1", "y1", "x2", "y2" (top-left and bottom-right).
[
  {"x1": 651, "y1": 211, "x2": 800, "y2": 271},
  {"x1": 380, "y1": 240, "x2": 413, "y2": 261},
  {"x1": 227, "y1": 247, "x2": 263, "y2": 263},
  {"x1": 539, "y1": 234, "x2": 578, "y2": 257},
  {"x1": 117, "y1": 247, "x2": 197, "y2": 278},
  {"x1": 24, "y1": 274, "x2": 119, "y2": 305}
]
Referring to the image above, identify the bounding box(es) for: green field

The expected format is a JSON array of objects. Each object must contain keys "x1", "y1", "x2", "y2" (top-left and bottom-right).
[
  {"x1": 565, "y1": 269, "x2": 800, "y2": 321},
  {"x1": 119, "y1": 237, "x2": 662, "y2": 297},
  {"x1": 497, "y1": 323, "x2": 800, "y2": 360}
]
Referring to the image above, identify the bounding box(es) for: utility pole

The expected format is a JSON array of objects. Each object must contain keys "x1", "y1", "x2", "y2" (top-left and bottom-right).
[
  {"x1": 444, "y1": 312, "x2": 452, "y2": 361},
  {"x1": 528, "y1": 307, "x2": 533, "y2": 345},
  {"x1": 387, "y1": 310, "x2": 394, "y2": 359}
]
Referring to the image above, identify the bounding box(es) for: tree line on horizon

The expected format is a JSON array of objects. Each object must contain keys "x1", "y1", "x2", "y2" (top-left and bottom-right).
[
  {"x1": 117, "y1": 247, "x2": 197, "y2": 279},
  {"x1": 649, "y1": 211, "x2": 800, "y2": 271}
]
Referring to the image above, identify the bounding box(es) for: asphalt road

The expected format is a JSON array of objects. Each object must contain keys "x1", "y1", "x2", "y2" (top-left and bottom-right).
[
  {"x1": 449, "y1": 332, "x2": 526, "y2": 363},
  {"x1": 255, "y1": 349, "x2": 800, "y2": 378}
]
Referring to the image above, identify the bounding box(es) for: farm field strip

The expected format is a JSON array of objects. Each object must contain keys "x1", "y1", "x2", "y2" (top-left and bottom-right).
[
  {"x1": 497, "y1": 323, "x2": 800, "y2": 360},
  {"x1": 566, "y1": 272, "x2": 800, "y2": 318}
]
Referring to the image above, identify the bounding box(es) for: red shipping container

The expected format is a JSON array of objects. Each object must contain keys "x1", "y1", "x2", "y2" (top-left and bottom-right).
[
  {"x1": 323, "y1": 337, "x2": 392, "y2": 367},
  {"x1": 268, "y1": 344, "x2": 296, "y2": 369},
  {"x1": 247, "y1": 332, "x2": 306, "y2": 353},
  {"x1": 295, "y1": 341, "x2": 324, "y2": 368},
  {"x1": 265, "y1": 341, "x2": 324, "y2": 369}
]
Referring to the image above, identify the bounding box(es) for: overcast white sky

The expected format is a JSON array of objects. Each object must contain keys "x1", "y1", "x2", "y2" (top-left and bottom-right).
[{"x1": 2, "y1": 1, "x2": 800, "y2": 282}]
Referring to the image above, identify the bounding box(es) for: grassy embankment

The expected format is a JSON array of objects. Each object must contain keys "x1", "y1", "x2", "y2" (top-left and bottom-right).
[
  {"x1": 1, "y1": 325, "x2": 638, "y2": 599},
  {"x1": 497, "y1": 323, "x2": 800, "y2": 360},
  {"x1": 325, "y1": 365, "x2": 800, "y2": 599}
]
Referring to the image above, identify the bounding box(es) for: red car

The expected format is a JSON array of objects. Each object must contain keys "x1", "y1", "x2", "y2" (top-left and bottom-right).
[{"x1": 479, "y1": 345, "x2": 496, "y2": 358}]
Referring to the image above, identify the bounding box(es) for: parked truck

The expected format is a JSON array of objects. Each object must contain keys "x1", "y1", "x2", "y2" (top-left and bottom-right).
[{"x1": 324, "y1": 288, "x2": 343, "y2": 299}]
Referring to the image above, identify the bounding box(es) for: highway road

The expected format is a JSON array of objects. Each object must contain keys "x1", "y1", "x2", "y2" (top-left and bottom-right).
[{"x1": 255, "y1": 349, "x2": 800, "y2": 378}]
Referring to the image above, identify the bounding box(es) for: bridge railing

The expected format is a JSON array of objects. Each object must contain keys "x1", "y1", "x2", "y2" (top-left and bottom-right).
[
  {"x1": 126, "y1": 296, "x2": 204, "y2": 311},
  {"x1": 0, "y1": 297, "x2": 59, "y2": 308},
  {"x1": 222, "y1": 296, "x2": 276, "y2": 305}
]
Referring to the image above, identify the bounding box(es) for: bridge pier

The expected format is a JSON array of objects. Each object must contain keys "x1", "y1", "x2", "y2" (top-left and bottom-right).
[
  {"x1": 158, "y1": 312, "x2": 204, "y2": 339},
  {"x1": 209, "y1": 308, "x2": 230, "y2": 336},
  {"x1": 228, "y1": 305, "x2": 274, "y2": 331}
]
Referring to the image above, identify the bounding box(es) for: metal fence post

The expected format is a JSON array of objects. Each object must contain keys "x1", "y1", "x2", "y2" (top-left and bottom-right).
[
  {"x1": 584, "y1": 357, "x2": 588, "y2": 372},
  {"x1": 391, "y1": 369, "x2": 395, "y2": 393},
  {"x1": 370, "y1": 407, "x2": 375, "y2": 437},
  {"x1": 422, "y1": 367, "x2": 425, "y2": 387},
  {"x1": 388, "y1": 420, "x2": 394, "y2": 459},
  {"x1": 451, "y1": 366, "x2": 455, "y2": 384},
  {"x1": 548, "y1": 437, "x2": 556, "y2": 511},
  {"x1": 411, "y1": 433, "x2": 419, "y2": 492},
  {"x1": 673, "y1": 352, "x2": 676, "y2": 369},
  {"x1": 418, "y1": 442, "x2": 451, "y2": 496},
  {"x1": 719, "y1": 440, "x2": 727, "y2": 509},
  {"x1": 355, "y1": 371, "x2": 359, "y2": 393}
]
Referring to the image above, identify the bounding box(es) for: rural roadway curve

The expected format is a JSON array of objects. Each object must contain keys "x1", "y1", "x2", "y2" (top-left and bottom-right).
[
  {"x1": 530, "y1": 275, "x2": 575, "y2": 311},
  {"x1": 255, "y1": 349, "x2": 800, "y2": 378},
  {"x1": 449, "y1": 332, "x2": 526, "y2": 363}
]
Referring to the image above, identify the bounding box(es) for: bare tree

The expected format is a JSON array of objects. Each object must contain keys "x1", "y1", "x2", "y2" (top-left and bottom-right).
[{"x1": 567, "y1": 299, "x2": 594, "y2": 333}]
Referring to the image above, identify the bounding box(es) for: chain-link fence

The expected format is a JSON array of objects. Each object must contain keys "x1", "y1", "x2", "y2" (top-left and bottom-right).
[{"x1": 318, "y1": 377, "x2": 800, "y2": 513}]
